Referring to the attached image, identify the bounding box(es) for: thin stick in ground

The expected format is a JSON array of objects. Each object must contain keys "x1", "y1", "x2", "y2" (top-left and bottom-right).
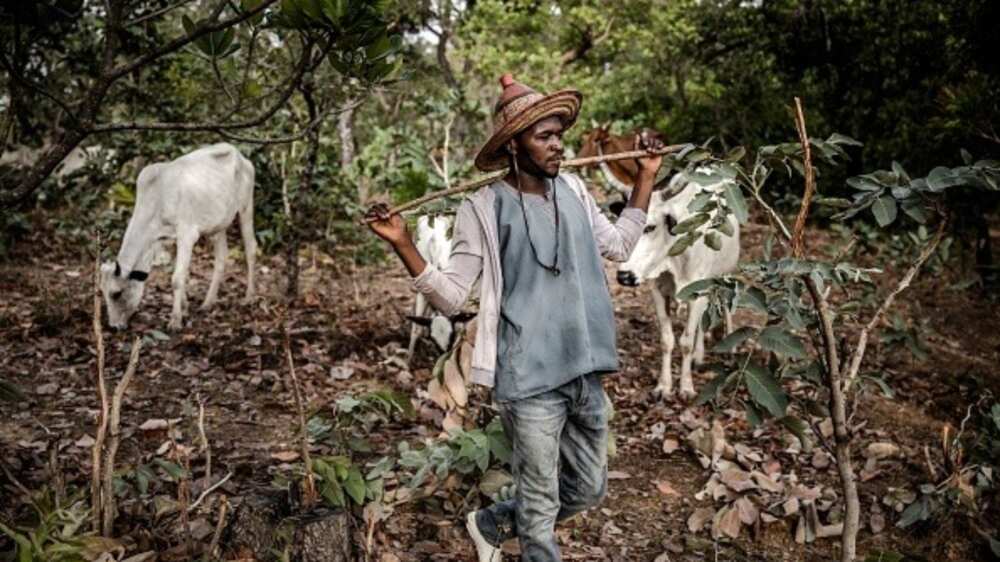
[
  {"x1": 197, "y1": 394, "x2": 212, "y2": 480},
  {"x1": 91, "y1": 238, "x2": 110, "y2": 533},
  {"x1": 282, "y1": 317, "x2": 318, "y2": 509},
  {"x1": 101, "y1": 336, "x2": 143, "y2": 536}
]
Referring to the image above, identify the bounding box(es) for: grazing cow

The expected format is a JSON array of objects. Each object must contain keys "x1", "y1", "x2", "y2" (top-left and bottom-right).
[
  {"x1": 616, "y1": 169, "x2": 740, "y2": 400},
  {"x1": 405, "y1": 215, "x2": 476, "y2": 359},
  {"x1": 100, "y1": 143, "x2": 256, "y2": 330}
]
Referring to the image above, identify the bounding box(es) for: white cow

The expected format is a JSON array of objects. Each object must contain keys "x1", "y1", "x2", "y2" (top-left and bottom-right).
[
  {"x1": 100, "y1": 143, "x2": 256, "y2": 330},
  {"x1": 405, "y1": 215, "x2": 465, "y2": 360},
  {"x1": 616, "y1": 169, "x2": 741, "y2": 400}
]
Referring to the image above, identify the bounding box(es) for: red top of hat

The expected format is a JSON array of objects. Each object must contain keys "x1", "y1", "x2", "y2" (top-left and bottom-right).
[{"x1": 495, "y1": 73, "x2": 537, "y2": 112}]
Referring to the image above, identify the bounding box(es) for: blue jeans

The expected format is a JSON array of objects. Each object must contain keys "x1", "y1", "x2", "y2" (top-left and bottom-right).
[{"x1": 477, "y1": 373, "x2": 610, "y2": 562}]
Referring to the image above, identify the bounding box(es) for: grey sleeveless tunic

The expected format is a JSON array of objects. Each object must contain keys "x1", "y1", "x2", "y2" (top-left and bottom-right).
[{"x1": 492, "y1": 177, "x2": 619, "y2": 402}]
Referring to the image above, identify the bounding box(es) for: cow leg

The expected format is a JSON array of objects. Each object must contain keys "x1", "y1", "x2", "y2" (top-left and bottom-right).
[
  {"x1": 694, "y1": 321, "x2": 706, "y2": 365},
  {"x1": 239, "y1": 201, "x2": 257, "y2": 302},
  {"x1": 202, "y1": 231, "x2": 227, "y2": 309},
  {"x1": 169, "y1": 230, "x2": 198, "y2": 331},
  {"x1": 679, "y1": 297, "x2": 708, "y2": 400},
  {"x1": 650, "y1": 285, "x2": 675, "y2": 400},
  {"x1": 407, "y1": 293, "x2": 428, "y2": 363}
]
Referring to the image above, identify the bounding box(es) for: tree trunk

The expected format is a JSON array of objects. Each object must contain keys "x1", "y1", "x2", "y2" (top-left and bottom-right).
[
  {"x1": 830, "y1": 372, "x2": 859, "y2": 562},
  {"x1": 337, "y1": 100, "x2": 364, "y2": 203},
  {"x1": 287, "y1": 508, "x2": 353, "y2": 562},
  {"x1": 285, "y1": 80, "x2": 322, "y2": 300}
]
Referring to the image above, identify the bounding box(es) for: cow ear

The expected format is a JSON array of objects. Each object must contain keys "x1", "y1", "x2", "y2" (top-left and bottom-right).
[
  {"x1": 450, "y1": 311, "x2": 477, "y2": 324},
  {"x1": 128, "y1": 270, "x2": 149, "y2": 282},
  {"x1": 405, "y1": 315, "x2": 433, "y2": 327},
  {"x1": 608, "y1": 200, "x2": 626, "y2": 217}
]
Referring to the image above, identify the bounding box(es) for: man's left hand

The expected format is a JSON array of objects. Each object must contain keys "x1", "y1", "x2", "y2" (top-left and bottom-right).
[{"x1": 635, "y1": 130, "x2": 665, "y2": 176}]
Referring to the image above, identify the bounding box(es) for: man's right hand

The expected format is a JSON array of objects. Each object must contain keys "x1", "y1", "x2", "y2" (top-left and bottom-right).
[{"x1": 365, "y1": 203, "x2": 410, "y2": 246}]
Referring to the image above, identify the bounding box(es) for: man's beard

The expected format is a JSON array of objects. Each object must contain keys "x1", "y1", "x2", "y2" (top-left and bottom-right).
[{"x1": 518, "y1": 153, "x2": 558, "y2": 179}]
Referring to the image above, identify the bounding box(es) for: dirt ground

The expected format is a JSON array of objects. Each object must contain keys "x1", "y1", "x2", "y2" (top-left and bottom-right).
[{"x1": 1, "y1": 219, "x2": 998, "y2": 561}]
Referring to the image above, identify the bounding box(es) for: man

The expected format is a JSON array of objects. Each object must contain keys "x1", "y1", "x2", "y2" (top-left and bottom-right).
[{"x1": 366, "y1": 74, "x2": 663, "y2": 562}]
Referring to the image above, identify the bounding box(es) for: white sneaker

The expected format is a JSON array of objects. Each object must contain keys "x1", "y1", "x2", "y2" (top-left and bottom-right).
[{"x1": 466, "y1": 511, "x2": 502, "y2": 562}]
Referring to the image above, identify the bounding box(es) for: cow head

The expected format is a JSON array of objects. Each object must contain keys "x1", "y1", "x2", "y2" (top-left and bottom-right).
[
  {"x1": 615, "y1": 174, "x2": 697, "y2": 286},
  {"x1": 579, "y1": 124, "x2": 666, "y2": 191},
  {"x1": 100, "y1": 261, "x2": 149, "y2": 329},
  {"x1": 415, "y1": 215, "x2": 452, "y2": 269},
  {"x1": 406, "y1": 311, "x2": 477, "y2": 353}
]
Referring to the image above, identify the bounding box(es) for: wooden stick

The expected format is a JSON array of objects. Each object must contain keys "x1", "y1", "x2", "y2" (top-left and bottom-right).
[
  {"x1": 791, "y1": 97, "x2": 815, "y2": 258},
  {"x1": 102, "y1": 336, "x2": 142, "y2": 536},
  {"x1": 358, "y1": 143, "x2": 691, "y2": 224},
  {"x1": 91, "y1": 237, "x2": 110, "y2": 533}
]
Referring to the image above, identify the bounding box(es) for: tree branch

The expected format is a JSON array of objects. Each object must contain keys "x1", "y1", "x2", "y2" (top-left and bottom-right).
[
  {"x1": 90, "y1": 38, "x2": 313, "y2": 133},
  {"x1": 843, "y1": 216, "x2": 948, "y2": 388},
  {"x1": 0, "y1": 51, "x2": 78, "y2": 127},
  {"x1": 107, "y1": 0, "x2": 277, "y2": 81},
  {"x1": 791, "y1": 97, "x2": 816, "y2": 257},
  {"x1": 125, "y1": 0, "x2": 198, "y2": 27},
  {"x1": 215, "y1": 100, "x2": 358, "y2": 145}
]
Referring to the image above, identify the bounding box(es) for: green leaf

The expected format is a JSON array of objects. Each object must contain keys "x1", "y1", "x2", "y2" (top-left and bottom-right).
[
  {"x1": 704, "y1": 231, "x2": 722, "y2": 251},
  {"x1": 153, "y1": 459, "x2": 186, "y2": 480},
  {"x1": 847, "y1": 176, "x2": 883, "y2": 191},
  {"x1": 668, "y1": 232, "x2": 699, "y2": 256},
  {"x1": 673, "y1": 213, "x2": 710, "y2": 235},
  {"x1": 694, "y1": 370, "x2": 732, "y2": 406},
  {"x1": 725, "y1": 146, "x2": 746, "y2": 162},
  {"x1": 861, "y1": 375, "x2": 895, "y2": 398},
  {"x1": 320, "y1": 474, "x2": 346, "y2": 507},
  {"x1": 815, "y1": 197, "x2": 852, "y2": 209},
  {"x1": 960, "y1": 148, "x2": 973, "y2": 165},
  {"x1": 344, "y1": 466, "x2": 367, "y2": 505},
  {"x1": 743, "y1": 363, "x2": 788, "y2": 417},
  {"x1": 827, "y1": 133, "x2": 863, "y2": 147},
  {"x1": 722, "y1": 182, "x2": 748, "y2": 224},
  {"x1": 676, "y1": 279, "x2": 716, "y2": 301},
  {"x1": 712, "y1": 327, "x2": 756, "y2": 353},
  {"x1": 745, "y1": 402, "x2": 763, "y2": 429},
  {"x1": 758, "y1": 326, "x2": 807, "y2": 359},
  {"x1": 779, "y1": 416, "x2": 812, "y2": 452},
  {"x1": 716, "y1": 219, "x2": 734, "y2": 237},
  {"x1": 896, "y1": 496, "x2": 929, "y2": 528},
  {"x1": 900, "y1": 199, "x2": 928, "y2": 224},
  {"x1": 736, "y1": 287, "x2": 768, "y2": 314},
  {"x1": 148, "y1": 329, "x2": 170, "y2": 341},
  {"x1": 871, "y1": 196, "x2": 898, "y2": 227}
]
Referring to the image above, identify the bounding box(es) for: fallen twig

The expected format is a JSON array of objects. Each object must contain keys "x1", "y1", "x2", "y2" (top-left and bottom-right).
[
  {"x1": 187, "y1": 472, "x2": 233, "y2": 513},
  {"x1": 207, "y1": 495, "x2": 229, "y2": 560}
]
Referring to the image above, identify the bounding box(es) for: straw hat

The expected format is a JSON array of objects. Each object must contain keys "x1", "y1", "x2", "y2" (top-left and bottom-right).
[{"x1": 473, "y1": 74, "x2": 583, "y2": 172}]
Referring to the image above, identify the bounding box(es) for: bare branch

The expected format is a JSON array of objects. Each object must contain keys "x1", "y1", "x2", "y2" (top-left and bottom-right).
[
  {"x1": 187, "y1": 472, "x2": 232, "y2": 512},
  {"x1": 282, "y1": 318, "x2": 318, "y2": 509},
  {"x1": 791, "y1": 97, "x2": 816, "y2": 257},
  {"x1": 214, "y1": 101, "x2": 358, "y2": 145},
  {"x1": 843, "y1": 216, "x2": 948, "y2": 388},
  {"x1": 211, "y1": 56, "x2": 237, "y2": 105}
]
